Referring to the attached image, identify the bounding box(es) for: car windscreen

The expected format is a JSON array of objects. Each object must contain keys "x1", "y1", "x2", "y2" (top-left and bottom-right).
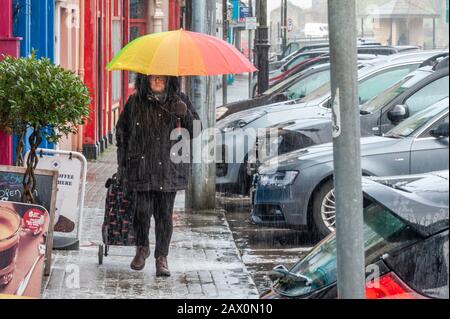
[
  {"x1": 265, "y1": 71, "x2": 305, "y2": 95},
  {"x1": 384, "y1": 101, "x2": 448, "y2": 138},
  {"x1": 272, "y1": 199, "x2": 420, "y2": 298},
  {"x1": 360, "y1": 70, "x2": 433, "y2": 114},
  {"x1": 299, "y1": 81, "x2": 331, "y2": 103},
  {"x1": 284, "y1": 70, "x2": 331, "y2": 100},
  {"x1": 299, "y1": 65, "x2": 367, "y2": 104}
]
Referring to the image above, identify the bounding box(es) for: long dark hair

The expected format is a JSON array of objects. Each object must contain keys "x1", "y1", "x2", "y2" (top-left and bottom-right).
[{"x1": 135, "y1": 74, "x2": 180, "y2": 104}]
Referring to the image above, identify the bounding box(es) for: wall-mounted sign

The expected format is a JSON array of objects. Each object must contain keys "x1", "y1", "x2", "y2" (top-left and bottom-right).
[
  {"x1": 245, "y1": 17, "x2": 257, "y2": 30},
  {"x1": 288, "y1": 18, "x2": 294, "y2": 32}
]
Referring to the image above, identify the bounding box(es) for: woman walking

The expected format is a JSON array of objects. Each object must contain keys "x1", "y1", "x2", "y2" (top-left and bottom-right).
[{"x1": 116, "y1": 74, "x2": 198, "y2": 277}]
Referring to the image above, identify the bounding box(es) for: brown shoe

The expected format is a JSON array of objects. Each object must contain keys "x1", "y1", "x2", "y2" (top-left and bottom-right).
[
  {"x1": 155, "y1": 256, "x2": 171, "y2": 277},
  {"x1": 130, "y1": 246, "x2": 150, "y2": 271}
]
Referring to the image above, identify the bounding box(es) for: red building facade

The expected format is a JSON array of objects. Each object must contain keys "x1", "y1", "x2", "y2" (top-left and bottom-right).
[
  {"x1": 82, "y1": 0, "x2": 132, "y2": 159},
  {"x1": 0, "y1": 0, "x2": 21, "y2": 165},
  {"x1": 82, "y1": 0, "x2": 184, "y2": 159},
  {"x1": 169, "y1": 0, "x2": 181, "y2": 30}
]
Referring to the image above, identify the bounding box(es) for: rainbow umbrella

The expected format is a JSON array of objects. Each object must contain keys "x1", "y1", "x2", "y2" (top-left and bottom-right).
[{"x1": 107, "y1": 29, "x2": 257, "y2": 76}]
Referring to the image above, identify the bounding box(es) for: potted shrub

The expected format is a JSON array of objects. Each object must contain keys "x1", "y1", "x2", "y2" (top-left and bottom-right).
[{"x1": 0, "y1": 53, "x2": 91, "y2": 203}]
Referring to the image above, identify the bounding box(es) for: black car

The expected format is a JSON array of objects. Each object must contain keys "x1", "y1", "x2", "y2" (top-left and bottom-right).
[{"x1": 261, "y1": 171, "x2": 449, "y2": 299}]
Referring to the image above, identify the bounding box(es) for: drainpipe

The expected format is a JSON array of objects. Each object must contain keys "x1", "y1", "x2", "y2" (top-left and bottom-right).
[{"x1": 77, "y1": 0, "x2": 85, "y2": 153}]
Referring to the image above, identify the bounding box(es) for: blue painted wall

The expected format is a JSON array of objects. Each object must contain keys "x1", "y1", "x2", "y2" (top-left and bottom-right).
[{"x1": 12, "y1": 0, "x2": 55, "y2": 162}]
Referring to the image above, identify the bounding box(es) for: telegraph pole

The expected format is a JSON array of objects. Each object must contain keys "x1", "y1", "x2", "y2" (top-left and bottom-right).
[
  {"x1": 328, "y1": 0, "x2": 365, "y2": 299},
  {"x1": 188, "y1": 0, "x2": 217, "y2": 213},
  {"x1": 255, "y1": 0, "x2": 270, "y2": 95},
  {"x1": 222, "y1": 0, "x2": 228, "y2": 105}
]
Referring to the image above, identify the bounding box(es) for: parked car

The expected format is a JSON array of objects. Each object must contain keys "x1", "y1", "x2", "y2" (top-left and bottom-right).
[
  {"x1": 357, "y1": 45, "x2": 419, "y2": 56},
  {"x1": 260, "y1": 171, "x2": 449, "y2": 299},
  {"x1": 271, "y1": 42, "x2": 329, "y2": 69},
  {"x1": 253, "y1": 55, "x2": 332, "y2": 100},
  {"x1": 247, "y1": 56, "x2": 449, "y2": 176},
  {"x1": 251, "y1": 98, "x2": 449, "y2": 237},
  {"x1": 269, "y1": 51, "x2": 329, "y2": 79},
  {"x1": 271, "y1": 43, "x2": 417, "y2": 71},
  {"x1": 217, "y1": 62, "x2": 332, "y2": 121},
  {"x1": 270, "y1": 54, "x2": 378, "y2": 89},
  {"x1": 216, "y1": 51, "x2": 444, "y2": 195}
]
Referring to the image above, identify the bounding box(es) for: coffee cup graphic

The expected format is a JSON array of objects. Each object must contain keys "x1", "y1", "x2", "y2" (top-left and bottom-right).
[{"x1": 0, "y1": 207, "x2": 21, "y2": 287}]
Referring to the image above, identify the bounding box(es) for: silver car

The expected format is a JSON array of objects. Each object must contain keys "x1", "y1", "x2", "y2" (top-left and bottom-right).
[
  {"x1": 216, "y1": 51, "x2": 445, "y2": 194},
  {"x1": 252, "y1": 97, "x2": 449, "y2": 238}
]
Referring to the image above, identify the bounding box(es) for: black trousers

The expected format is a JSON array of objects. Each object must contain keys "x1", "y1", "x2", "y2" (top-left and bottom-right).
[{"x1": 132, "y1": 191, "x2": 177, "y2": 258}]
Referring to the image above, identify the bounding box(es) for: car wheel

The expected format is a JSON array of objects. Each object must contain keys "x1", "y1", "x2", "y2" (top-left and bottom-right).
[{"x1": 312, "y1": 180, "x2": 336, "y2": 238}]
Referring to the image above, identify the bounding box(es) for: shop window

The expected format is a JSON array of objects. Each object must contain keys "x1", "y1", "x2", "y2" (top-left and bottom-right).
[
  {"x1": 112, "y1": 19, "x2": 122, "y2": 102},
  {"x1": 130, "y1": 0, "x2": 147, "y2": 19},
  {"x1": 128, "y1": 0, "x2": 148, "y2": 86}
]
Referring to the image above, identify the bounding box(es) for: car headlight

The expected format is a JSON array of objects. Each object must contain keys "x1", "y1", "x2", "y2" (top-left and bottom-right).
[
  {"x1": 219, "y1": 112, "x2": 266, "y2": 132},
  {"x1": 258, "y1": 171, "x2": 298, "y2": 187}
]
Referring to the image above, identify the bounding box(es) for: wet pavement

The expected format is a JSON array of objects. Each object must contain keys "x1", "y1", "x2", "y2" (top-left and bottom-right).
[
  {"x1": 41, "y1": 78, "x2": 302, "y2": 299},
  {"x1": 216, "y1": 194, "x2": 316, "y2": 294},
  {"x1": 41, "y1": 147, "x2": 259, "y2": 299}
]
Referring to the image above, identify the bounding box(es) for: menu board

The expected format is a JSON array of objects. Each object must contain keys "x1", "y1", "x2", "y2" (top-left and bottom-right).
[
  {"x1": 0, "y1": 201, "x2": 50, "y2": 299},
  {"x1": 0, "y1": 165, "x2": 57, "y2": 275}
]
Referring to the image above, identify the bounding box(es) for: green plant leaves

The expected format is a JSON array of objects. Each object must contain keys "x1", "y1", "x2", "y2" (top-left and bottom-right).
[{"x1": 0, "y1": 53, "x2": 91, "y2": 147}]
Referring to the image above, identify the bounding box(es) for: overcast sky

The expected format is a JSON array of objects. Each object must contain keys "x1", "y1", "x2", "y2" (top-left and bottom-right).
[{"x1": 267, "y1": 0, "x2": 313, "y2": 13}]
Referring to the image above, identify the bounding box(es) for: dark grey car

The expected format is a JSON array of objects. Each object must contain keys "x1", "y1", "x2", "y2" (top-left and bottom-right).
[{"x1": 251, "y1": 98, "x2": 449, "y2": 237}]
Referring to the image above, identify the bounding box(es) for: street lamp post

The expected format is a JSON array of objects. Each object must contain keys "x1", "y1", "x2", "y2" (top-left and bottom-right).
[
  {"x1": 281, "y1": 0, "x2": 287, "y2": 54},
  {"x1": 255, "y1": 0, "x2": 270, "y2": 95},
  {"x1": 223, "y1": 0, "x2": 228, "y2": 105}
]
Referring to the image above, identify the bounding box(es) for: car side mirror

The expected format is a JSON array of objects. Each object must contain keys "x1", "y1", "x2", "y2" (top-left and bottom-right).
[
  {"x1": 388, "y1": 105, "x2": 409, "y2": 124},
  {"x1": 430, "y1": 123, "x2": 449, "y2": 139}
]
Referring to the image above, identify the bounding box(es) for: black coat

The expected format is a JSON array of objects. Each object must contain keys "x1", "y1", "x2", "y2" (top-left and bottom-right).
[{"x1": 116, "y1": 91, "x2": 198, "y2": 192}]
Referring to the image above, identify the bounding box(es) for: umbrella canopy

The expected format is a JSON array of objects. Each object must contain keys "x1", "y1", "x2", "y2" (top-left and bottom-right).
[{"x1": 107, "y1": 29, "x2": 257, "y2": 76}]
